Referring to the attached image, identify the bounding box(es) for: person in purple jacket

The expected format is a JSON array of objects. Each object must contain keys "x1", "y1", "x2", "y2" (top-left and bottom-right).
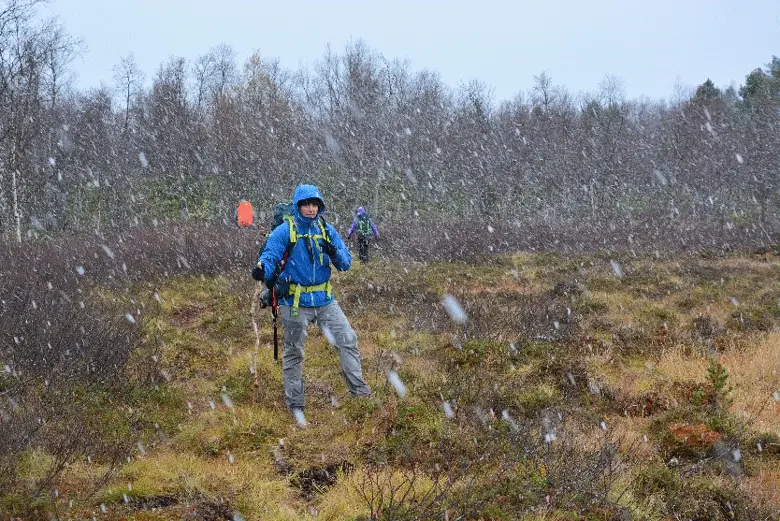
[{"x1": 347, "y1": 206, "x2": 379, "y2": 263}]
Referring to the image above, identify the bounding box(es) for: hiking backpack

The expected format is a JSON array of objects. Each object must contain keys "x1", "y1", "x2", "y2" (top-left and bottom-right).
[
  {"x1": 356, "y1": 213, "x2": 372, "y2": 239},
  {"x1": 271, "y1": 200, "x2": 294, "y2": 230}
]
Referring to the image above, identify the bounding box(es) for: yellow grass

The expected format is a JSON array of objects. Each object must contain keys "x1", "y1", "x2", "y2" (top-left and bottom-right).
[
  {"x1": 315, "y1": 473, "x2": 371, "y2": 520},
  {"x1": 588, "y1": 330, "x2": 779, "y2": 435},
  {"x1": 98, "y1": 450, "x2": 304, "y2": 519},
  {"x1": 324, "y1": 466, "x2": 439, "y2": 520},
  {"x1": 721, "y1": 334, "x2": 780, "y2": 434},
  {"x1": 654, "y1": 334, "x2": 780, "y2": 434},
  {"x1": 25, "y1": 254, "x2": 780, "y2": 520}
]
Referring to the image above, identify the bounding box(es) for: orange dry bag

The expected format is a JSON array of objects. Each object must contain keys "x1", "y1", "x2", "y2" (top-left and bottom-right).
[{"x1": 236, "y1": 200, "x2": 254, "y2": 227}]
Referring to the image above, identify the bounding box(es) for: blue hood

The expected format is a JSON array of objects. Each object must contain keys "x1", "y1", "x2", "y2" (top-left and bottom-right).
[{"x1": 292, "y1": 184, "x2": 326, "y2": 222}]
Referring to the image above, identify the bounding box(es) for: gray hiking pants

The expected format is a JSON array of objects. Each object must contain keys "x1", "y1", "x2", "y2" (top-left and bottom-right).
[{"x1": 279, "y1": 301, "x2": 371, "y2": 410}]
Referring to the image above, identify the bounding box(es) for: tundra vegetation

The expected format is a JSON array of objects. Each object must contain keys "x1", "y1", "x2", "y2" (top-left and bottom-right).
[{"x1": 1, "y1": 1, "x2": 779, "y2": 519}]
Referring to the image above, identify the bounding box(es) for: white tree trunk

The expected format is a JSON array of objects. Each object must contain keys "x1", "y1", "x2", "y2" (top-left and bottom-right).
[{"x1": 12, "y1": 169, "x2": 21, "y2": 243}]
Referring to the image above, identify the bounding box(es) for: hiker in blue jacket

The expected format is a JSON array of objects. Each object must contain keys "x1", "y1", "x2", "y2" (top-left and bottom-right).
[{"x1": 252, "y1": 184, "x2": 371, "y2": 414}]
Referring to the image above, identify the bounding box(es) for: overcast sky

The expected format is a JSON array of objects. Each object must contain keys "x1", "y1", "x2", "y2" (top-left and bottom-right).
[{"x1": 42, "y1": 0, "x2": 779, "y2": 103}]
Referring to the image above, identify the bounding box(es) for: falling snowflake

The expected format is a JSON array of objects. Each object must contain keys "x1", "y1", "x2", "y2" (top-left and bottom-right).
[
  {"x1": 387, "y1": 370, "x2": 407, "y2": 398},
  {"x1": 322, "y1": 326, "x2": 336, "y2": 345},
  {"x1": 442, "y1": 294, "x2": 467, "y2": 324},
  {"x1": 442, "y1": 401, "x2": 454, "y2": 419},
  {"x1": 731, "y1": 449, "x2": 742, "y2": 462},
  {"x1": 501, "y1": 410, "x2": 519, "y2": 431},
  {"x1": 324, "y1": 134, "x2": 341, "y2": 155},
  {"x1": 404, "y1": 167, "x2": 417, "y2": 185},
  {"x1": 609, "y1": 260, "x2": 624, "y2": 278}
]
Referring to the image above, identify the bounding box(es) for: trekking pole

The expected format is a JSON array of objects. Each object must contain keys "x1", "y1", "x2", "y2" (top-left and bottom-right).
[
  {"x1": 250, "y1": 281, "x2": 263, "y2": 402},
  {"x1": 271, "y1": 288, "x2": 279, "y2": 363}
]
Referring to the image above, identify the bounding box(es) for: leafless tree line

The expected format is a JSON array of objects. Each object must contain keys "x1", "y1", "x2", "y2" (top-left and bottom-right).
[{"x1": 2, "y1": 0, "x2": 780, "y2": 251}]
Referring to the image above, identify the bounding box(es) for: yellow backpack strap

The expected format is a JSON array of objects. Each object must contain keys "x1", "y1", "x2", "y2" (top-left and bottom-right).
[
  {"x1": 318, "y1": 218, "x2": 329, "y2": 242},
  {"x1": 315, "y1": 218, "x2": 330, "y2": 264},
  {"x1": 284, "y1": 215, "x2": 297, "y2": 244}
]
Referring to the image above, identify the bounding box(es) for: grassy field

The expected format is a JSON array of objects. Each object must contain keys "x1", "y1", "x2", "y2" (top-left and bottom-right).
[{"x1": 4, "y1": 249, "x2": 780, "y2": 520}]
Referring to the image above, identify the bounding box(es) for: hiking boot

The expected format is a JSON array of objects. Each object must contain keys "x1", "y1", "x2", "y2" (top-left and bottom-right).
[{"x1": 350, "y1": 392, "x2": 376, "y2": 408}]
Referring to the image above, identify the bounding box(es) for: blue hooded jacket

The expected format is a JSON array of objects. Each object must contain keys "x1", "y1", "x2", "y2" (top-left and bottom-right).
[{"x1": 258, "y1": 184, "x2": 351, "y2": 308}]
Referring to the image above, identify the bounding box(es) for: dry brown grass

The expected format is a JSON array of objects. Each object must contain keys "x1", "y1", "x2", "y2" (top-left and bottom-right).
[
  {"x1": 739, "y1": 469, "x2": 780, "y2": 519},
  {"x1": 590, "y1": 333, "x2": 779, "y2": 435},
  {"x1": 12, "y1": 248, "x2": 780, "y2": 520},
  {"x1": 720, "y1": 255, "x2": 780, "y2": 273},
  {"x1": 586, "y1": 354, "x2": 658, "y2": 402},
  {"x1": 604, "y1": 416, "x2": 658, "y2": 459},
  {"x1": 652, "y1": 348, "x2": 709, "y2": 383},
  {"x1": 97, "y1": 451, "x2": 303, "y2": 520},
  {"x1": 652, "y1": 335, "x2": 780, "y2": 433},
  {"x1": 584, "y1": 254, "x2": 778, "y2": 333},
  {"x1": 721, "y1": 334, "x2": 780, "y2": 434}
]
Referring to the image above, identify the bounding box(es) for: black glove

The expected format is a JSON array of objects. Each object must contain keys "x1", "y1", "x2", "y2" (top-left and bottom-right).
[
  {"x1": 251, "y1": 263, "x2": 264, "y2": 281},
  {"x1": 274, "y1": 279, "x2": 290, "y2": 297},
  {"x1": 321, "y1": 240, "x2": 337, "y2": 258}
]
